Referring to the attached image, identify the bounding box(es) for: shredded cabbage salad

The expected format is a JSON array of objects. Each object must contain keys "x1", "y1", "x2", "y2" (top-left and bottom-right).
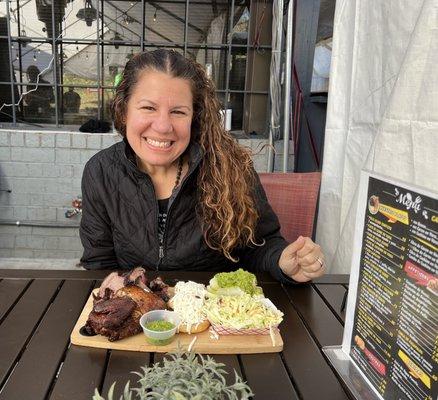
[{"x1": 203, "y1": 293, "x2": 283, "y2": 329}]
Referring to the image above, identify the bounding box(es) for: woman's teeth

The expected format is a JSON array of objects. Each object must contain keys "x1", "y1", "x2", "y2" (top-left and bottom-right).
[{"x1": 145, "y1": 138, "x2": 172, "y2": 148}]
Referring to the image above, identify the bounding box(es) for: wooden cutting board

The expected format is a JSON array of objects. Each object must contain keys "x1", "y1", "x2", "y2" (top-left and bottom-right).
[{"x1": 70, "y1": 290, "x2": 283, "y2": 354}]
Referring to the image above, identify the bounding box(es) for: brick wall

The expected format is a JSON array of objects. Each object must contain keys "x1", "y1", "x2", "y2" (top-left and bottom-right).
[{"x1": 0, "y1": 129, "x2": 293, "y2": 260}]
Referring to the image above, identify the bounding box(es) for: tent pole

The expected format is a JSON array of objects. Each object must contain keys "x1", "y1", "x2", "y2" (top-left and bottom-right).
[{"x1": 282, "y1": 0, "x2": 293, "y2": 172}]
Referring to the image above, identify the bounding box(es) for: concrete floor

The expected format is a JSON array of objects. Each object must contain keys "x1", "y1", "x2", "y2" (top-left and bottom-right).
[{"x1": 0, "y1": 258, "x2": 83, "y2": 270}]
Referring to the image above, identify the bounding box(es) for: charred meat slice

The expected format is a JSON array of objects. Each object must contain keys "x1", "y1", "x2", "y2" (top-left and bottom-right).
[
  {"x1": 85, "y1": 286, "x2": 167, "y2": 341},
  {"x1": 84, "y1": 297, "x2": 138, "y2": 341},
  {"x1": 97, "y1": 267, "x2": 149, "y2": 299}
]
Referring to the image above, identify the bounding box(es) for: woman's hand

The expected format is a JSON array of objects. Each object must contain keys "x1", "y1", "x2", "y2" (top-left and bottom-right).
[{"x1": 278, "y1": 236, "x2": 325, "y2": 282}]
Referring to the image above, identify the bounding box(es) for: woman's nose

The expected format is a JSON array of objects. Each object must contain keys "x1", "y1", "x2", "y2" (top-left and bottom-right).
[{"x1": 150, "y1": 112, "x2": 173, "y2": 133}]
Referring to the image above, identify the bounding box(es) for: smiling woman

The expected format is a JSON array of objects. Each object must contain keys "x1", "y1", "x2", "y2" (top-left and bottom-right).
[{"x1": 79, "y1": 49, "x2": 326, "y2": 284}]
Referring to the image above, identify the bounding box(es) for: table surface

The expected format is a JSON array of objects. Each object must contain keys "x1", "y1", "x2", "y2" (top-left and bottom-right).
[{"x1": 0, "y1": 269, "x2": 351, "y2": 400}]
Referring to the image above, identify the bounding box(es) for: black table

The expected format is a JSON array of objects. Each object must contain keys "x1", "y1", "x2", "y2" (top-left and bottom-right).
[{"x1": 0, "y1": 269, "x2": 351, "y2": 400}]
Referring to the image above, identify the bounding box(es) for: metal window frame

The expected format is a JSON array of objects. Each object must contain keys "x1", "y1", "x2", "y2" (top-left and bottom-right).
[{"x1": 3, "y1": 0, "x2": 272, "y2": 131}]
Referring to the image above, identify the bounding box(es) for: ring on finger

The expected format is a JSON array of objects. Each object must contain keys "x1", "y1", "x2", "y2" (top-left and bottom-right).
[{"x1": 316, "y1": 257, "x2": 325, "y2": 270}]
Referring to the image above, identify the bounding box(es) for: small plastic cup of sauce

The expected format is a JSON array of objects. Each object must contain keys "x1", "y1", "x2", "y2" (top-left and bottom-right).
[{"x1": 139, "y1": 310, "x2": 180, "y2": 346}]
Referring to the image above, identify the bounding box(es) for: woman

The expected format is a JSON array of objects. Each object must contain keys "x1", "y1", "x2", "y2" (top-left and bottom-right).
[{"x1": 80, "y1": 49, "x2": 325, "y2": 283}]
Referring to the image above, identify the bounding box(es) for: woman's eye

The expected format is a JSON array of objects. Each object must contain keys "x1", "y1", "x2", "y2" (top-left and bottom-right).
[
  {"x1": 141, "y1": 106, "x2": 155, "y2": 111},
  {"x1": 172, "y1": 110, "x2": 185, "y2": 115}
]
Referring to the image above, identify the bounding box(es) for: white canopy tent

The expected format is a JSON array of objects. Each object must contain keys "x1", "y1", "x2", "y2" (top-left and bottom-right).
[{"x1": 316, "y1": 0, "x2": 438, "y2": 273}]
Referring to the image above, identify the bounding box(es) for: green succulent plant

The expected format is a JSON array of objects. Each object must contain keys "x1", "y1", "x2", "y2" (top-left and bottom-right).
[{"x1": 93, "y1": 351, "x2": 253, "y2": 400}]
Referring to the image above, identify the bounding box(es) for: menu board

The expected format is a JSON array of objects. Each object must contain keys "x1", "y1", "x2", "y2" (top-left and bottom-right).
[{"x1": 349, "y1": 175, "x2": 437, "y2": 400}]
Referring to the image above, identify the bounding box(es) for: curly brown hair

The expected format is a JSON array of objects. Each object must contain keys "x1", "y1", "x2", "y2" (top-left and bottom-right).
[{"x1": 111, "y1": 49, "x2": 260, "y2": 260}]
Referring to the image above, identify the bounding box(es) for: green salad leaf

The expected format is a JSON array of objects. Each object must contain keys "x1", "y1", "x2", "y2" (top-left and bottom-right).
[{"x1": 207, "y1": 269, "x2": 263, "y2": 297}]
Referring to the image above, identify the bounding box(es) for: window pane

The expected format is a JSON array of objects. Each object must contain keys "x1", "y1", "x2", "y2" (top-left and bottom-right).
[
  {"x1": 102, "y1": 45, "x2": 141, "y2": 86},
  {"x1": 10, "y1": 1, "x2": 46, "y2": 38},
  {"x1": 102, "y1": 88, "x2": 114, "y2": 123},
  {"x1": 103, "y1": 1, "x2": 141, "y2": 46},
  {"x1": 62, "y1": 44, "x2": 98, "y2": 86},
  {"x1": 187, "y1": 1, "x2": 230, "y2": 45},
  {"x1": 229, "y1": 47, "x2": 247, "y2": 90},
  {"x1": 145, "y1": 2, "x2": 185, "y2": 44},
  {"x1": 187, "y1": 47, "x2": 228, "y2": 90},
  {"x1": 61, "y1": 86, "x2": 98, "y2": 126},
  {"x1": 232, "y1": 6, "x2": 249, "y2": 45},
  {"x1": 0, "y1": 84, "x2": 16, "y2": 123},
  {"x1": 229, "y1": 92, "x2": 243, "y2": 131}
]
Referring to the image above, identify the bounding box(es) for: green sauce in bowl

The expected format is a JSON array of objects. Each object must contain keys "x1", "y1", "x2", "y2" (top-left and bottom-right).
[{"x1": 145, "y1": 320, "x2": 175, "y2": 332}]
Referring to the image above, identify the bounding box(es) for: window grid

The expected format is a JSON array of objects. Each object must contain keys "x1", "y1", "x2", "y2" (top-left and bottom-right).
[{"x1": 2, "y1": 0, "x2": 272, "y2": 131}]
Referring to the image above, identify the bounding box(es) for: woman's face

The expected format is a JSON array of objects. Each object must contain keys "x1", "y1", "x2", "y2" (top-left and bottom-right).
[{"x1": 125, "y1": 70, "x2": 193, "y2": 169}]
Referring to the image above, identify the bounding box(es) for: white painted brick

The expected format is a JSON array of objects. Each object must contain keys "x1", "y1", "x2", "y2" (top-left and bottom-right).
[
  {"x1": 0, "y1": 225, "x2": 32, "y2": 234},
  {"x1": 10, "y1": 148, "x2": 22, "y2": 161},
  {"x1": 56, "y1": 133, "x2": 71, "y2": 148},
  {"x1": 25, "y1": 133, "x2": 40, "y2": 147},
  {"x1": 238, "y1": 139, "x2": 251, "y2": 149},
  {"x1": 27, "y1": 163, "x2": 44, "y2": 177},
  {"x1": 43, "y1": 236, "x2": 59, "y2": 249},
  {"x1": 102, "y1": 134, "x2": 120, "y2": 149},
  {"x1": 43, "y1": 192, "x2": 73, "y2": 206},
  {"x1": 0, "y1": 234, "x2": 15, "y2": 248},
  {"x1": 15, "y1": 148, "x2": 54, "y2": 163},
  {"x1": 251, "y1": 139, "x2": 268, "y2": 155},
  {"x1": 33, "y1": 249, "x2": 81, "y2": 259},
  {"x1": 57, "y1": 178, "x2": 81, "y2": 194},
  {"x1": 73, "y1": 164, "x2": 84, "y2": 178},
  {"x1": 0, "y1": 132, "x2": 10, "y2": 146},
  {"x1": 274, "y1": 140, "x2": 294, "y2": 155},
  {"x1": 12, "y1": 178, "x2": 53, "y2": 194},
  {"x1": 55, "y1": 148, "x2": 82, "y2": 164},
  {"x1": 12, "y1": 249, "x2": 34, "y2": 257},
  {"x1": 0, "y1": 147, "x2": 10, "y2": 161},
  {"x1": 0, "y1": 162, "x2": 28, "y2": 177},
  {"x1": 0, "y1": 249, "x2": 13, "y2": 257},
  {"x1": 28, "y1": 193, "x2": 45, "y2": 206},
  {"x1": 15, "y1": 234, "x2": 28, "y2": 248},
  {"x1": 41, "y1": 133, "x2": 55, "y2": 148},
  {"x1": 253, "y1": 155, "x2": 268, "y2": 172},
  {"x1": 80, "y1": 149, "x2": 99, "y2": 163},
  {"x1": 71, "y1": 134, "x2": 87, "y2": 149},
  {"x1": 27, "y1": 207, "x2": 57, "y2": 220},
  {"x1": 13, "y1": 206, "x2": 28, "y2": 220},
  {"x1": 59, "y1": 164, "x2": 74, "y2": 178},
  {"x1": 58, "y1": 236, "x2": 83, "y2": 251},
  {"x1": 27, "y1": 235, "x2": 45, "y2": 249},
  {"x1": 86, "y1": 134, "x2": 101, "y2": 149},
  {"x1": 9, "y1": 193, "x2": 28, "y2": 206},
  {"x1": 32, "y1": 227, "x2": 79, "y2": 237},
  {"x1": 10, "y1": 132, "x2": 24, "y2": 146},
  {"x1": 0, "y1": 206, "x2": 14, "y2": 219}
]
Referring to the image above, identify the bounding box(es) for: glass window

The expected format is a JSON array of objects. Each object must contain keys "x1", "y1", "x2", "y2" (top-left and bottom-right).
[{"x1": 0, "y1": 0, "x2": 272, "y2": 136}]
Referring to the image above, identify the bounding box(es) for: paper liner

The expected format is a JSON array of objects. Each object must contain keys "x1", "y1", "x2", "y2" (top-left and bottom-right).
[{"x1": 210, "y1": 323, "x2": 279, "y2": 336}]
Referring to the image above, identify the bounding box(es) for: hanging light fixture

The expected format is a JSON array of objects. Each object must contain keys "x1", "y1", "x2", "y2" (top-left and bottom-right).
[
  {"x1": 123, "y1": 13, "x2": 134, "y2": 25},
  {"x1": 126, "y1": 48, "x2": 134, "y2": 61},
  {"x1": 153, "y1": 8, "x2": 157, "y2": 22},
  {"x1": 76, "y1": 0, "x2": 97, "y2": 27},
  {"x1": 33, "y1": 52, "x2": 37, "y2": 62},
  {"x1": 20, "y1": 29, "x2": 30, "y2": 47},
  {"x1": 111, "y1": 32, "x2": 123, "y2": 49}
]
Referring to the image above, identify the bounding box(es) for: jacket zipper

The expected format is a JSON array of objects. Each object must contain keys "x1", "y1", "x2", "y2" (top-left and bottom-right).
[{"x1": 125, "y1": 150, "x2": 199, "y2": 271}]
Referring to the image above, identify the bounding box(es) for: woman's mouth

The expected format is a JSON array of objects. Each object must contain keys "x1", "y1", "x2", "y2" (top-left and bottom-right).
[{"x1": 144, "y1": 137, "x2": 173, "y2": 149}]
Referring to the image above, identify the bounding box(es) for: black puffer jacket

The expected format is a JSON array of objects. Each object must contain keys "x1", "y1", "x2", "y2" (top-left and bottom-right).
[{"x1": 80, "y1": 140, "x2": 291, "y2": 282}]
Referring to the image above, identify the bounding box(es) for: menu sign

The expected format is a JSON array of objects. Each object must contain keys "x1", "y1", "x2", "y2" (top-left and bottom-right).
[{"x1": 349, "y1": 175, "x2": 437, "y2": 400}]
